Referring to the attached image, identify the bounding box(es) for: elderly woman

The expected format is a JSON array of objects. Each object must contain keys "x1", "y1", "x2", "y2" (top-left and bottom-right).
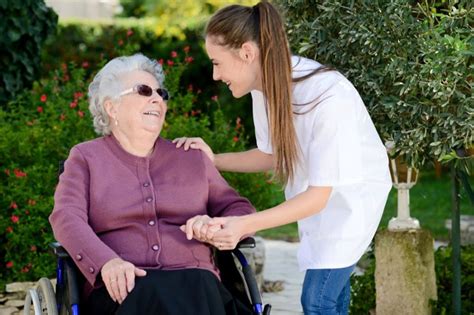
[{"x1": 49, "y1": 53, "x2": 255, "y2": 315}]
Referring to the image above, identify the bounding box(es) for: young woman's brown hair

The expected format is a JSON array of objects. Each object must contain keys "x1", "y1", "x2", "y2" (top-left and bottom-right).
[{"x1": 205, "y1": 1, "x2": 297, "y2": 184}]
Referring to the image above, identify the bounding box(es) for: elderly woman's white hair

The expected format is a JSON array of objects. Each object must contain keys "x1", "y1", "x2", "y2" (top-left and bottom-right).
[{"x1": 88, "y1": 53, "x2": 165, "y2": 135}]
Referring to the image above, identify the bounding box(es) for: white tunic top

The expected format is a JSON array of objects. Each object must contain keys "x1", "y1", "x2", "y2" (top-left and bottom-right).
[{"x1": 252, "y1": 56, "x2": 392, "y2": 270}]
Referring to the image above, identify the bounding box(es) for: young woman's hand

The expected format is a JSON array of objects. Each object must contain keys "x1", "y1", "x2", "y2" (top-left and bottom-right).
[
  {"x1": 101, "y1": 258, "x2": 147, "y2": 304},
  {"x1": 206, "y1": 216, "x2": 247, "y2": 250},
  {"x1": 172, "y1": 137, "x2": 215, "y2": 163}
]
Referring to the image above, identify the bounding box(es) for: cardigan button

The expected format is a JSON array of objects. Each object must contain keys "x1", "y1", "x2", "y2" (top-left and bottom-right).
[
  {"x1": 146, "y1": 197, "x2": 153, "y2": 203},
  {"x1": 76, "y1": 254, "x2": 83, "y2": 261},
  {"x1": 148, "y1": 220, "x2": 155, "y2": 226},
  {"x1": 143, "y1": 182, "x2": 150, "y2": 187},
  {"x1": 88, "y1": 267, "x2": 95, "y2": 273},
  {"x1": 152, "y1": 244, "x2": 159, "y2": 251}
]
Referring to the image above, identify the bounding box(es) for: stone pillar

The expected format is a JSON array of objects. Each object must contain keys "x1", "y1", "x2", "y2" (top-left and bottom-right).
[{"x1": 375, "y1": 229, "x2": 437, "y2": 315}]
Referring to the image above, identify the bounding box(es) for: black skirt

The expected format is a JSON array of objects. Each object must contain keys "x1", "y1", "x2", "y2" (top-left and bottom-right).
[{"x1": 83, "y1": 268, "x2": 253, "y2": 315}]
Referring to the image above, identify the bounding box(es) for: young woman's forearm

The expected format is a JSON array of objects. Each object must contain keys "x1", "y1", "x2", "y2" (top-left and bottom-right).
[
  {"x1": 215, "y1": 148, "x2": 273, "y2": 172},
  {"x1": 240, "y1": 186, "x2": 332, "y2": 234}
]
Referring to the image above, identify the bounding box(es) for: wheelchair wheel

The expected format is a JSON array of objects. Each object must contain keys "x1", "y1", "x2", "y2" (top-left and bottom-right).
[
  {"x1": 29, "y1": 278, "x2": 58, "y2": 315},
  {"x1": 23, "y1": 288, "x2": 41, "y2": 315}
]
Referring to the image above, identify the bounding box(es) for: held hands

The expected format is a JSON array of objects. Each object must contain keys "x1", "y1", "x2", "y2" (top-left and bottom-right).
[
  {"x1": 172, "y1": 137, "x2": 215, "y2": 163},
  {"x1": 180, "y1": 215, "x2": 245, "y2": 251},
  {"x1": 101, "y1": 258, "x2": 147, "y2": 304}
]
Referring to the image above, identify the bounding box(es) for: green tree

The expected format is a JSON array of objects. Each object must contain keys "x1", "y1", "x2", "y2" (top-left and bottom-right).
[{"x1": 278, "y1": 0, "x2": 473, "y2": 169}]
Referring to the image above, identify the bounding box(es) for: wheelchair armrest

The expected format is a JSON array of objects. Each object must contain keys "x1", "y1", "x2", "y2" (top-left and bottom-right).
[
  {"x1": 49, "y1": 242, "x2": 71, "y2": 258},
  {"x1": 236, "y1": 237, "x2": 255, "y2": 249}
]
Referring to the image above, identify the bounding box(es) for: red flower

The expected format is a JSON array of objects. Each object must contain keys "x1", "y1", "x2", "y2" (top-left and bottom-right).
[
  {"x1": 10, "y1": 201, "x2": 18, "y2": 209},
  {"x1": 82, "y1": 61, "x2": 89, "y2": 69},
  {"x1": 127, "y1": 29, "x2": 134, "y2": 37},
  {"x1": 74, "y1": 92, "x2": 84, "y2": 99},
  {"x1": 118, "y1": 39, "x2": 124, "y2": 46},
  {"x1": 185, "y1": 56, "x2": 194, "y2": 64},
  {"x1": 167, "y1": 60, "x2": 174, "y2": 66},
  {"x1": 30, "y1": 245, "x2": 37, "y2": 252},
  {"x1": 211, "y1": 95, "x2": 218, "y2": 102},
  {"x1": 60, "y1": 114, "x2": 66, "y2": 121},
  {"x1": 158, "y1": 59, "x2": 164, "y2": 65},
  {"x1": 21, "y1": 266, "x2": 30, "y2": 273},
  {"x1": 11, "y1": 215, "x2": 19, "y2": 224},
  {"x1": 28, "y1": 199, "x2": 36, "y2": 206},
  {"x1": 14, "y1": 169, "x2": 27, "y2": 178},
  {"x1": 37, "y1": 106, "x2": 43, "y2": 113},
  {"x1": 183, "y1": 46, "x2": 190, "y2": 53},
  {"x1": 25, "y1": 210, "x2": 30, "y2": 215},
  {"x1": 63, "y1": 74, "x2": 70, "y2": 82},
  {"x1": 69, "y1": 101, "x2": 77, "y2": 109},
  {"x1": 171, "y1": 51, "x2": 178, "y2": 58},
  {"x1": 4, "y1": 169, "x2": 10, "y2": 176},
  {"x1": 40, "y1": 94, "x2": 47, "y2": 102},
  {"x1": 77, "y1": 110, "x2": 84, "y2": 118},
  {"x1": 233, "y1": 136, "x2": 239, "y2": 143},
  {"x1": 6, "y1": 261, "x2": 13, "y2": 268},
  {"x1": 187, "y1": 84, "x2": 193, "y2": 92},
  {"x1": 6, "y1": 226, "x2": 13, "y2": 233}
]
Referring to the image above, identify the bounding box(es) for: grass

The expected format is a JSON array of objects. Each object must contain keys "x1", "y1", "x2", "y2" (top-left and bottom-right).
[{"x1": 257, "y1": 171, "x2": 474, "y2": 241}]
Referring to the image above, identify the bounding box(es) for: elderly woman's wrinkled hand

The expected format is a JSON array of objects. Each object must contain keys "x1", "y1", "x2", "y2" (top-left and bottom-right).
[
  {"x1": 101, "y1": 258, "x2": 147, "y2": 304},
  {"x1": 180, "y1": 215, "x2": 223, "y2": 246}
]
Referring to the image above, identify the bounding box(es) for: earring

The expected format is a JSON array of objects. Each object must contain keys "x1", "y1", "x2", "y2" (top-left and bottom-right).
[{"x1": 114, "y1": 118, "x2": 118, "y2": 126}]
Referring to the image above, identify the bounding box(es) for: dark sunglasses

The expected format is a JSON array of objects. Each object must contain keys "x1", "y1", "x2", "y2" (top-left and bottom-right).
[{"x1": 120, "y1": 84, "x2": 170, "y2": 100}]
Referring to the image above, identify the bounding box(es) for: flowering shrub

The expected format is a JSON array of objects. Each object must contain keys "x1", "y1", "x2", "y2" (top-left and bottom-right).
[
  {"x1": 0, "y1": 39, "x2": 281, "y2": 288},
  {"x1": 0, "y1": 65, "x2": 95, "y2": 287},
  {"x1": 41, "y1": 20, "x2": 256, "y2": 140}
]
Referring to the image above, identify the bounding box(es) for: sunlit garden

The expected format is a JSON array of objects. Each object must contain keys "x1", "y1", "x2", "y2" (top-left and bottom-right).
[{"x1": 0, "y1": 0, "x2": 472, "y2": 314}]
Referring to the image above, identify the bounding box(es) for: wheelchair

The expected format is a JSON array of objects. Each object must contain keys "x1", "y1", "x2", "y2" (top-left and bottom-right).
[
  {"x1": 24, "y1": 238, "x2": 271, "y2": 315},
  {"x1": 24, "y1": 161, "x2": 271, "y2": 315}
]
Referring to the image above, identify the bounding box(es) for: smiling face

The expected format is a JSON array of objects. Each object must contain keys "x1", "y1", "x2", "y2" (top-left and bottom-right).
[
  {"x1": 205, "y1": 37, "x2": 262, "y2": 98},
  {"x1": 106, "y1": 70, "x2": 167, "y2": 139}
]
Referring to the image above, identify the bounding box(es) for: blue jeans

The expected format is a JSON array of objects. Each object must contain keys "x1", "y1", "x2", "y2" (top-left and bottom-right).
[{"x1": 301, "y1": 265, "x2": 355, "y2": 315}]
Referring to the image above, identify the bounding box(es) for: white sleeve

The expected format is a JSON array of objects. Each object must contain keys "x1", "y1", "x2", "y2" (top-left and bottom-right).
[
  {"x1": 251, "y1": 90, "x2": 273, "y2": 154},
  {"x1": 308, "y1": 95, "x2": 364, "y2": 186}
]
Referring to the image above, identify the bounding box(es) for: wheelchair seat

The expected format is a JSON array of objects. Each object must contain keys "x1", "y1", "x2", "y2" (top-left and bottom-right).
[{"x1": 24, "y1": 238, "x2": 271, "y2": 315}]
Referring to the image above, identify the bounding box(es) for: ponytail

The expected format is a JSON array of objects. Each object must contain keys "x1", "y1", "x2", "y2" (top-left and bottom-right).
[{"x1": 206, "y1": 1, "x2": 299, "y2": 185}]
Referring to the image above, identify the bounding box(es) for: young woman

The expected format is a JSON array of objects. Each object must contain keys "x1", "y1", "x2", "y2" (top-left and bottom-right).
[{"x1": 174, "y1": 1, "x2": 392, "y2": 314}]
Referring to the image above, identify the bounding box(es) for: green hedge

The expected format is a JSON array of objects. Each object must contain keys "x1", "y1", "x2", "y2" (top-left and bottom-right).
[{"x1": 0, "y1": 41, "x2": 281, "y2": 288}]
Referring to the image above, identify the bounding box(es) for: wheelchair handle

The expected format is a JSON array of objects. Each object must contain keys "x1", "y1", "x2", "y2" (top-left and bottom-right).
[{"x1": 236, "y1": 237, "x2": 256, "y2": 249}]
